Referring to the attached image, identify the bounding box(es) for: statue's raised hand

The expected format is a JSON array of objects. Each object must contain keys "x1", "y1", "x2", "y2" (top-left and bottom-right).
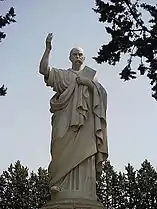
[{"x1": 46, "y1": 33, "x2": 53, "y2": 50}]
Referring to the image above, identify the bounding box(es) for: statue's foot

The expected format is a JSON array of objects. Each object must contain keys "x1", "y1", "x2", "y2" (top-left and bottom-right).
[{"x1": 50, "y1": 185, "x2": 61, "y2": 193}]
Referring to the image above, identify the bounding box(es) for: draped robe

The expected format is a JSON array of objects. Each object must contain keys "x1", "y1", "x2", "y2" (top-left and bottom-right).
[{"x1": 44, "y1": 67, "x2": 108, "y2": 200}]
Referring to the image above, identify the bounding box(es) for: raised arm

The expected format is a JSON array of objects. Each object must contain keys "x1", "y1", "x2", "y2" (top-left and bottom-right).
[{"x1": 39, "y1": 33, "x2": 53, "y2": 79}]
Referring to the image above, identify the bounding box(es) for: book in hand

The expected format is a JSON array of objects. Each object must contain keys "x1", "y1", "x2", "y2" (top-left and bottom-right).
[{"x1": 80, "y1": 66, "x2": 96, "y2": 80}]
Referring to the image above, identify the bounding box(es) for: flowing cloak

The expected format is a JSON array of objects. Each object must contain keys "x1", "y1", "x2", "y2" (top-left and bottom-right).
[{"x1": 44, "y1": 67, "x2": 108, "y2": 186}]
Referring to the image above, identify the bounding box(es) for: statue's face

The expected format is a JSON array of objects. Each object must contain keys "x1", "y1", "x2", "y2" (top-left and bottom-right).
[{"x1": 69, "y1": 47, "x2": 85, "y2": 67}]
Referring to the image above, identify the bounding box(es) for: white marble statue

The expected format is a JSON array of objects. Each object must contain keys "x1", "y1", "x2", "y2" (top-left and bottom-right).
[{"x1": 39, "y1": 33, "x2": 108, "y2": 201}]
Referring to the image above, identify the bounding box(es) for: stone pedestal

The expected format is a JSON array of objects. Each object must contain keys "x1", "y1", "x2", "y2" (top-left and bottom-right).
[{"x1": 41, "y1": 198, "x2": 104, "y2": 209}]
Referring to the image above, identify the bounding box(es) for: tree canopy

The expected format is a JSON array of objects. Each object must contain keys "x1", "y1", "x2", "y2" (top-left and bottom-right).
[
  {"x1": 0, "y1": 0, "x2": 16, "y2": 96},
  {"x1": 93, "y1": 0, "x2": 157, "y2": 100},
  {"x1": 97, "y1": 160, "x2": 157, "y2": 209},
  {"x1": 0, "y1": 161, "x2": 50, "y2": 209},
  {"x1": 1, "y1": 160, "x2": 157, "y2": 209}
]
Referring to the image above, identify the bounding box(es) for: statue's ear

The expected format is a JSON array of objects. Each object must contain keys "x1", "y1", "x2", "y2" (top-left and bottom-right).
[{"x1": 69, "y1": 55, "x2": 72, "y2": 62}]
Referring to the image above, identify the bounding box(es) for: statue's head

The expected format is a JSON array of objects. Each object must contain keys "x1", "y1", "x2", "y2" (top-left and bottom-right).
[{"x1": 69, "y1": 47, "x2": 85, "y2": 69}]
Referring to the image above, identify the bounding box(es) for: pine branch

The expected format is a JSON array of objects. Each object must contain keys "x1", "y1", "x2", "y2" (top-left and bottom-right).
[{"x1": 0, "y1": 85, "x2": 7, "y2": 96}]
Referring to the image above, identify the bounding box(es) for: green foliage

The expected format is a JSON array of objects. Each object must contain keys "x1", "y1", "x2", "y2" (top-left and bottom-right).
[
  {"x1": 0, "y1": 0, "x2": 16, "y2": 96},
  {"x1": 137, "y1": 160, "x2": 157, "y2": 208},
  {"x1": 0, "y1": 0, "x2": 16, "y2": 42},
  {"x1": 29, "y1": 168, "x2": 50, "y2": 208},
  {"x1": 93, "y1": 0, "x2": 157, "y2": 100},
  {"x1": 97, "y1": 160, "x2": 157, "y2": 209},
  {"x1": 1, "y1": 160, "x2": 157, "y2": 208},
  {"x1": 0, "y1": 85, "x2": 7, "y2": 96},
  {"x1": 0, "y1": 161, "x2": 50, "y2": 209},
  {"x1": 96, "y1": 161, "x2": 123, "y2": 209}
]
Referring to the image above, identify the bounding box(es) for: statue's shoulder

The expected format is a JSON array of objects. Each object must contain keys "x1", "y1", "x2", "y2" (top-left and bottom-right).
[
  {"x1": 99, "y1": 83, "x2": 107, "y2": 96},
  {"x1": 94, "y1": 79, "x2": 107, "y2": 95},
  {"x1": 51, "y1": 67, "x2": 64, "y2": 71},
  {"x1": 51, "y1": 67, "x2": 70, "y2": 74}
]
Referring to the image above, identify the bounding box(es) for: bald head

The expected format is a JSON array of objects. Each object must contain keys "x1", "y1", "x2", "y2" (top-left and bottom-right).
[
  {"x1": 69, "y1": 47, "x2": 85, "y2": 70},
  {"x1": 69, "y1": 47, "x2": 84, "y2": 57}
]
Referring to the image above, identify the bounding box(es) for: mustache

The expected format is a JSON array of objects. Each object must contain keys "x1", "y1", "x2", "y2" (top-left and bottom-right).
[{"x1": 75, "y1": 59, "x2": 83, "y2": 63}]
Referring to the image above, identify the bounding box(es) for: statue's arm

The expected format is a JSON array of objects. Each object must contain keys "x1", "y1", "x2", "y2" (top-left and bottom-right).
[
  {"x1": 39, "y1": 48, "x2": 51, "y2": 79},
  {"x1": 39, "y1": 33, "x2": 53, "y2": 80}
]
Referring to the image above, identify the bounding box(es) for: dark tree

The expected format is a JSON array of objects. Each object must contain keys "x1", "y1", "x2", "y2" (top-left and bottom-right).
[
  {"x1": 28, "y1": 168, "x2": 51, "y2": 208},
  {"x1": 0, "y1": 161, "x2": 51, "y2": 209},
  {"x1": 0, "y1": 0, "x2": 16, "y2": 96},
  {"x1": 97, "y1": 160, "x2": 157, "y2": 209},
  {"x1": 137, "y1": 160, "x2": 157, "y2": 208},
  {"x1": 1, "y1": 160, "x2": 157, "y2": 208},
  {"x1": 93, "y1": 0, "x2": 157, "y2": 100},
  {"x1": 0, "y1": 85, "x2": 7, "y2": 96},
  {"x1": 96, "y1": 161, "x2": 124, "y2": 209}
]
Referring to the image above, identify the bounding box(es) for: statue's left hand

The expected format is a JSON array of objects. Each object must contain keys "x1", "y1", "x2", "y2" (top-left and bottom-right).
[{"x1": 76, "y1": 76, "x2": 91, "y2": 86}]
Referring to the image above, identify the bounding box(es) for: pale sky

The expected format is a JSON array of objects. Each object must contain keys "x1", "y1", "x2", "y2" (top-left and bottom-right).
[{"x1": 1, "y1": 0, "x2": 157, "y2": 173}]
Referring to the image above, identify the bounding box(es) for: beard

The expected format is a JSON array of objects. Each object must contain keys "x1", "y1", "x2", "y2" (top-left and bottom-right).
[{"x1": 75, "y1": 59, "x2": 83, "y2": 65}]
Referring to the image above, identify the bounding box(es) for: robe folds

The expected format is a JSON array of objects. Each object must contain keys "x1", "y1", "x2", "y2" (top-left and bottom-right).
[{"x1": 44, "y1": 67, "x2": 108, "y2": 196}]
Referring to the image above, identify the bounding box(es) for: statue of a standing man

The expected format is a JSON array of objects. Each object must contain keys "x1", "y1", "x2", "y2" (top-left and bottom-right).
[{"x1": 39, "y1": 33, "x2": 108, "y2": 201}]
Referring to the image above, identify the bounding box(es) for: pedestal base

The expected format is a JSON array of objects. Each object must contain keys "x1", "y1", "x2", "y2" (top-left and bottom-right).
[{"x1": 41, "y1": 198, "x2": 104, "y2": 209}]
